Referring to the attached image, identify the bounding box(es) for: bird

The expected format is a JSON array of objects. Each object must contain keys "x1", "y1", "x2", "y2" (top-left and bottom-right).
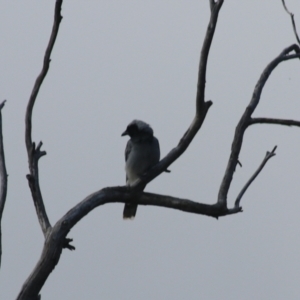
[{"x1": 121, "y1": 120, "x2": 160, "y2": 219}]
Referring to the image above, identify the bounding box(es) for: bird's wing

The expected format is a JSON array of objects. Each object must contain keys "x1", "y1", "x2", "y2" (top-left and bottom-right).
[
  {"x1": 153, "y1": 136, "x2": 160, "y2": 161},
  {"x1": 125, "y1": 140, "x2": 133, "y2": 184},
  {"x1": 125, "y1": 139, "x2": 132, "y2": 162}
]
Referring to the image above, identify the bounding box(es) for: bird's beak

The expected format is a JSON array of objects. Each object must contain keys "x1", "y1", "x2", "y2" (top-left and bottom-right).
[{"x1": 121, "y1": 130, "x2": 128, "y2": 137}]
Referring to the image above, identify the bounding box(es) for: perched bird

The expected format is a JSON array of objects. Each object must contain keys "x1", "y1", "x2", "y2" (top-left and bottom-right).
[{"x1": 121, "y1": 120, "x2": 160, "y2": 219}]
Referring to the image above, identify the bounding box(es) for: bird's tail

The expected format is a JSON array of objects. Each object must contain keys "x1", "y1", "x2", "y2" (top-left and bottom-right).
[{"x1": 123, "y1": 203, "x2": 138, "y2": 219}]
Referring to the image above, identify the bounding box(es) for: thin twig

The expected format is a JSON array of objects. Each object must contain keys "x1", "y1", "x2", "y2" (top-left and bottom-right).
[
  {"x1": 196, "y1": 0, "x2": 223, "y2": 111},
  {"x1": 250, "y1": 117, "x2": 300, "y2": 127},
  {"x1": 0, "y1": 100, "x2": 8, "y2": 270},
  {"x1": 281, "y1": 0, "x2": 300, "y2": 45},
  {"x1": 234, "y1": 146, "x2": 277, "y2": 208},
  {"x1": 217, "y1": 44, "x2": 300, "y2": 207},
  {"x1": 25, "y1": 0, "x2": 63, "y2": 236}
]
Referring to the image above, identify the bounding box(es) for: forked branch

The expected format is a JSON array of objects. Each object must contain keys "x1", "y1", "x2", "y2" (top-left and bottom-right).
[
  {"x1": 17, "y1": 2, "x2": 300, "y2": 299},
  {"x1": 25, "y1": 0, "x2": 63, "y2": 237},
  {"x1": 217, "y1": 44, "x2": 300, "y2": 207},
  {"x1": 17, "y1": 2, "x2": 225, "y2": 298}
]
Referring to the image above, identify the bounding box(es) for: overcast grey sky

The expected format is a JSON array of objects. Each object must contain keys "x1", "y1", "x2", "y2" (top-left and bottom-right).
[{"x1": 1, "y1": 1, "x2": 300, "y2": 299}]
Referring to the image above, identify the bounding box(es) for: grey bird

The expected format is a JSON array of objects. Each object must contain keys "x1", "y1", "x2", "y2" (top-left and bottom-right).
[{"x1": 121, "y1": 120, "x2": 160, "y2": 219}]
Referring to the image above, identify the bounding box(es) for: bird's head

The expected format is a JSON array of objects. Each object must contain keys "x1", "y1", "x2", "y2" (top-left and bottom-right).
[{"x1": 121, "y1": 120, "x2": 154, "y2": 138}]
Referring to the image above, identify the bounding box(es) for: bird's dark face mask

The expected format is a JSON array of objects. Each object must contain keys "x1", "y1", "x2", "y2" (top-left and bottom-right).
[{"x1": 121, "y1": 124, "x2": 139, "y2": 138}]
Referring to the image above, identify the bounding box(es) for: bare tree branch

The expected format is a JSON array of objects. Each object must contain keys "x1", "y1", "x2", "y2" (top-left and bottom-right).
[
  {"x1": 250, "y1": 117, "x2": 300, "y2": 127},
  {"x1": 17, "y1": 2, "x2": 225, "y2": 298},
  {"x1": 17, "y1": 1, "x2": 300, "y2": 299},
  {"x1": 131, "y1": 0, "x2": 224, "y2": 191},
  {"x1": 17, "y1": 183, "x2": 244, "y2": 299},
  {"x1": 62, "y1": 188, "x2": 241, "y2": 226},
  {"x1": 25, "y1": 0, "x2": 63, "y2": 237},
  {"x1": 281, "y1": 0, "x2": 300, "y2": 45},
  {"x1": 0, "y1": 100, "x2": 8, "y2": 270},
  {"x1": 234, "y1": 146, "x2": 277, "y2": 208},
  {"x1": 217, "y1": 44, "x2": 300, "y2": 208}
]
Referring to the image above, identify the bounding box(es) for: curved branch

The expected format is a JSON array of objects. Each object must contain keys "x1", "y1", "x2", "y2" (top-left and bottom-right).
[
  {"x1": 132, "y1": 1, "x2": 224, "y2": 190},
  {"x1": 0, "y1": 100, "x2": 8, "y2": 270},
  {"x1": 25, "y1": 0, "x2": 63, "y2": 151},
  {"x1": 234, "y1": 146, "x2": 277, "y2": 208},
  {"x1": 217, "y1": 44, "x2": 300, "y2": 207},
  {"x1": 25, "y1": 0, "x2": 63, "y2": 236},
  {"x1": 249, "y1": 117, "x2": 300, "y2": 127},
  {"x1": 61, "y1": 188, "x2": 240, "y2": 228},
  {"x1": 17, "y1": 184, "x2": 243, "y2": 299}
]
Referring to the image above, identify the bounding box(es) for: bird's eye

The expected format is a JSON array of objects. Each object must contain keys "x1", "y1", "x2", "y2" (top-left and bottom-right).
[{"x1": 127, "y1": 124, "x2": 139, "y2": 135}]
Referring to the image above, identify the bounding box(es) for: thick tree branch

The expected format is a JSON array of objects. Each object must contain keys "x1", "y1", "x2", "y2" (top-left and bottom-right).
[
  {"x1": 17, "y1": 183, "x2": 243, "y2": 299},
  {"x1": 217, "y1": 44, "x2": 300, "y2": 207},
  {"x1": 249, "y1": 117, "x2": 300, "y2": 127},
  {"x1": 25, "y1": 0, "x2": 63, "y2": 237},
  {"x1": 281, "y1": 0, "x2": 300, "y2": 45},
  {"x1": 132, "y1": 1, "x2": 224, "y2": 190},
  {"x1": 234, "y1": 146, "x2": 277, "y2": 208},
  {"x1": 0, "y1": 100, "x2": 8, "y2": 270},
  {"x1": 61, "y1": 188, "x2": 241, "y2": 227}
]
